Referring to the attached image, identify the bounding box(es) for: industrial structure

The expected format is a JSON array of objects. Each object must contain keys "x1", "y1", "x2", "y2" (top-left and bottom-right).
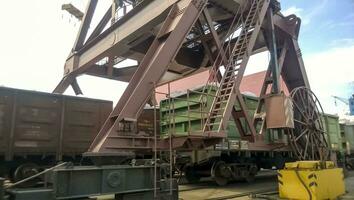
[
  {"x1": 53, "y1": 0, "x2": 320, "y2": 157},
  {"x1": 0, "y1": 0, "x2": 350, "y2": 199}
]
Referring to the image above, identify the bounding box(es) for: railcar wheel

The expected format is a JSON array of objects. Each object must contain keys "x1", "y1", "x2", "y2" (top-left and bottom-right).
[
  {"x1": 184, "y1": 165, "x2": 201, "y2": 184},
  {"x1": 211, "y1": 161, "x2": 230, "y2": 186},
  {"x1": 13, "y1": 163, "x2": 40, "y2": 187},
  {"x1": 288, "y1": 87, "x2": 329, "y2": 161},
  {"x1": 244, "y1": 165, "x2": 258, "y2": 183}
]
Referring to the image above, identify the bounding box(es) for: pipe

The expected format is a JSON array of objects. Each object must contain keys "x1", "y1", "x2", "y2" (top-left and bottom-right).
[{"x1": 5, "y1": 162, "x2": 68, "y2": 189}]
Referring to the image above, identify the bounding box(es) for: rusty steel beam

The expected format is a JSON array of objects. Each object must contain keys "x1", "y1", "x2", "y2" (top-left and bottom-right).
[
  {"x1": 54, "y1": 0, "x2": 300, "y2": 95},
  {"x1": 72, "y1": 0, "x2": 98, "y2": 51},
  {"x1": 86, "y1": 6, "x2": 112, "y2": 43},
  {"x1": 86, "y1": 65, "x2": 137, "y2": 82},
  {"x1": 89, "y1": 0, "x2": 208, "y2": 153},
  {"x1": 64, "y1": 0, "x2": 176, "y2": 77},
  {"x1": 54, "y1": 0, "x2": 314, "y2": 154}
]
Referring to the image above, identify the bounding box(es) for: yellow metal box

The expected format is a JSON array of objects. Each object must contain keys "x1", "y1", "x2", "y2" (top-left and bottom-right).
[{"x1": 278, "y1": 161, "x2": 345, "y2": 200}]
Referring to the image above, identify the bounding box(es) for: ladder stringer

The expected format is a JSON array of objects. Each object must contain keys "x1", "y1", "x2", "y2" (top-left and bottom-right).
[
  {"x1": 203, "y1": 0, "x2": 270, "y2": 135},
  {"x1": 88, "y1": 0, "x2": 208, "y2": 153}
]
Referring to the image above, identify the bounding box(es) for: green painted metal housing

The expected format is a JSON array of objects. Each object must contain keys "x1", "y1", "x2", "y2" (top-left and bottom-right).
[
  {"x1": 160, "y1": 86, "x2": 343, "y2": 151},
  {"x1": 322, "y1": 114, "x2": 342, "y2": 153},
  {"x1": 159, "y1": 86, "x2": 284, "y2": 144},
  {"x1": 5, "y1": 165, "x2": 178, "y2": 200},
  {"x1": 341, "y1": 124, "x2": 354, "y2": 154}
]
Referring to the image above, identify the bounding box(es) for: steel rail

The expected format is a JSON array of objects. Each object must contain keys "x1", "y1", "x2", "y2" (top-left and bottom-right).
[{"x1": 206, "y1": 187, "x2": 277, "y2": 200}]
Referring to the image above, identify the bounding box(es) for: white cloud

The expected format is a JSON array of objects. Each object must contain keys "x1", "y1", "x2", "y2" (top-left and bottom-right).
[
  {"x1": 303, "y1": 44, "x2": 354, "y2": 114},
  {"x1": 282, "y1": 6, "x2": 304, "y2": 17},
  {"x1": 282, "y1": 6, "x2": 309, "y2": 24},
  {"x1": 282, "y1": 0, "x2": 328, "y2": 26},
  {"x1": 330, "y1": 38, "x2": 354, "y2": 47}
]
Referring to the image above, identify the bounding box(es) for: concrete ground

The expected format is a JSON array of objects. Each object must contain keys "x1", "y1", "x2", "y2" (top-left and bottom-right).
[
  {"x1": 341, "y1": 172, "x2": 354, "y2": 199},
  {"x1": 179, "y1": 170, "x2": 354, "y2": 200},
  {"x1": 179, "y1": 170, "x2": 278, "y2": 200},
  {"x1": 95, "y1": 170, "x2": 354, "y2": 200}
]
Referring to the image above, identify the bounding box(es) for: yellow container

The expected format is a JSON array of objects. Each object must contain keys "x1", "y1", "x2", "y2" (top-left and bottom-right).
[{"x1": 278, "y1": 161, "x2": 345, "y2": 200}]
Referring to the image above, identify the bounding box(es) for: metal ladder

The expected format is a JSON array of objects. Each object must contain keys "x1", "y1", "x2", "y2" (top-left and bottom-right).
[{"x1": 203, "y1": 0, "x2": 270, "y2": 134}]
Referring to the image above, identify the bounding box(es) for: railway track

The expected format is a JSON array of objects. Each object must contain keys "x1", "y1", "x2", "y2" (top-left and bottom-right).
[
  {"x1": 179, "y1": 172, "x2": 278, "y2": 200},
  {"x1": 180, "y1": 186, "x2": 277, "y2": 200},
  {"x1": 205, "y1": 188, "x2": 277, "y2": 200}
]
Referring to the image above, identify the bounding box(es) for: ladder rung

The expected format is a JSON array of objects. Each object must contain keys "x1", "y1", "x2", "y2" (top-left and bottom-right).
[
  {"x1": 227, "y1": 68, "x2": 240, "y2": 73},
  {"x1": 215, "y1": 100, "x2": 228, "y2": 105},
  {"x1": 222, "y1": 80, "x2": 235, "y2": 87},
  {"x1": 221, "y1": 80, "x2": 234, "y2": 87},
  {"x1": 213, "y1": 107, "x2": 227, "y2": 112},
  {"x1": 249, "y1": 11, "x2": 256, "y2": 16},
  {"x1": 221, "y1": 85, "x2": 233, "y2": 90},
  {"x1": 209, "y1": 114, "x2": 223, "y2": 119},
  {"x1": 224, "y1": 74, "x2": 235, "y2": 80},
  {"x1": 206, "y1": 122, "x2": 221, "y2": 126},
  {"x1": 246, "y1": 21, "x2": 256, "y2": 26},
  {"x1": 235, "y1": 49, "x2": 246, "y2": 54},
  {"x1": 235, "y1": 47, "x2": 247, "y2": 52},
  {"x1": 234, "y1": 52, "x2": 245, "y2": 58},
  {"x1": 217, "y1": 94, "x2": 229, "y2": 99},
  {"x1": 240, "y1": 32, "x2": 252, "y2": 38}
]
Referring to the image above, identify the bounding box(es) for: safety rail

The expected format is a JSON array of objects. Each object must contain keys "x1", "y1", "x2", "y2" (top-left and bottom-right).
[
  {"x1": 159, "y1": 88, "x2": 218, "y2": 137},
  {"x1": 112, "y1": 0, "x2": 145, "y2": 23}
]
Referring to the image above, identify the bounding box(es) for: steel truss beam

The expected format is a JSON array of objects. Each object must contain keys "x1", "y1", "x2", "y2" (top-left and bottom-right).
[
  {"x1": 54, "y1": 0, "x2": 311, "y2": 154},
  {"x1": 89, "y1": 0, "x2": 209, "y2": 153},
  {"x1": 53, "y1": 0, "x2": 303, "y2": 95}
]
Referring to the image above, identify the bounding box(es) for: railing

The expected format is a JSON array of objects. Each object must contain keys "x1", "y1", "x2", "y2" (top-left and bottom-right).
[
  {"x1": 158, "y1": 85, "x2": 226, "y2": 137},
  {"x1": 112, "y1": 0, "x2": 145, "y2": 23}
]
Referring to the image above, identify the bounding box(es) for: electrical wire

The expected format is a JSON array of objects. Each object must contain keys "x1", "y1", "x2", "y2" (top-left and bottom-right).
[{"x1": 295, "y1": 169, "x2": 312, "y2": 200}]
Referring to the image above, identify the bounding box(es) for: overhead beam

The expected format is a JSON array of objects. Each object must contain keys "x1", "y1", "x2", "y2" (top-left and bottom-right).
[
  {"x1": 64, "y1": 0, "x2": 178, "y2": 78},
  {"x1": 72, "y1": 0, "x2": 98, "y2": 51},
  {"x1": 86, "y1": 6, "x2": 112, "y2": 43},
  {"x1": 86, "y1": 65, "x2": 138, "y2": 82}
]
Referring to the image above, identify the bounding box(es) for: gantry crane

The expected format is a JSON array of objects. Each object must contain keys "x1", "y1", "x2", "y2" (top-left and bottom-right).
[
  {"x1": 332, "y1": 95, "x2": 354, "y2": 116},
  {"x1": 53, "y1": 0, "x2": 327, "y2": 161},
  {"x1": 0, "y1": 1, "x2": 333, "y2": 199}
]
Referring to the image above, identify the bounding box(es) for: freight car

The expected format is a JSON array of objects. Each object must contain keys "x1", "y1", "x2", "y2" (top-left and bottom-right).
[
  {"x1": 160, "y1": 86, "x2": 343, "y2": 185},
  {"x1": 0, "y1": 87, "x2": 112, "y2": 182},
  {"x1": 340, "y1": 123, "x2": 354, "y2": 169}
]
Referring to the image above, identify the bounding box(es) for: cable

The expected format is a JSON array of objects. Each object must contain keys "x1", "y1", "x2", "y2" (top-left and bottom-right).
[{"x1": 295, "y1": 169, "x2": 312, "y2": 200}]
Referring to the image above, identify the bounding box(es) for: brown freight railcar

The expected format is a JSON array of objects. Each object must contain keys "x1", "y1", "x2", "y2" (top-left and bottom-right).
[{"x1": 0, "y1": 87, "x2": 112, "y2": 180}]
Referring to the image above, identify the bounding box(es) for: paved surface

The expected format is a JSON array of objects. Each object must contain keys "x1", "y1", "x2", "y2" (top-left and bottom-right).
[
  {"x1": 179, "y1": 171, "x2": 278, "y2": 200},
  {"x1": 94, "y1": 170, "x2": 354, "y2": 200},
  {"x1": 341, "y1": 171, "x2": 354, "y2": 199},
  {"x1": 180, "y1": 170, "x2": 354, "y2": 200}
]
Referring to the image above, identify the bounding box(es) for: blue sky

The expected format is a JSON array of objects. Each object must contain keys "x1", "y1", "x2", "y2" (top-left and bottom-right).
[
  {"x1": 0, "y1": 0, "x2": 353, "y2": 116},
  {"x1": 280, "y1": 0, "x2": 354, "y2": 115},
  {"x1": 282, "y1": 0, "x2": 354, "y2": 54}
]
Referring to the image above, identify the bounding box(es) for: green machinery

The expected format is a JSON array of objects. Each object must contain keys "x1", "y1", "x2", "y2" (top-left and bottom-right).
[
  {"x1": 160, "y1": 86, "x2": 343, "y2": 152},
  {"x1": 160, "y1": 86, "x2": 284, "y2": 143},
  {"x1": 340, "y1": 123, "x2": 354, "y2": 168},
  {"x1": 1, "y1": 163, "x2": 177, "y2": 200},
  {"x1": 160, "y1": 86, "x2": 345, "y2": 185}
]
